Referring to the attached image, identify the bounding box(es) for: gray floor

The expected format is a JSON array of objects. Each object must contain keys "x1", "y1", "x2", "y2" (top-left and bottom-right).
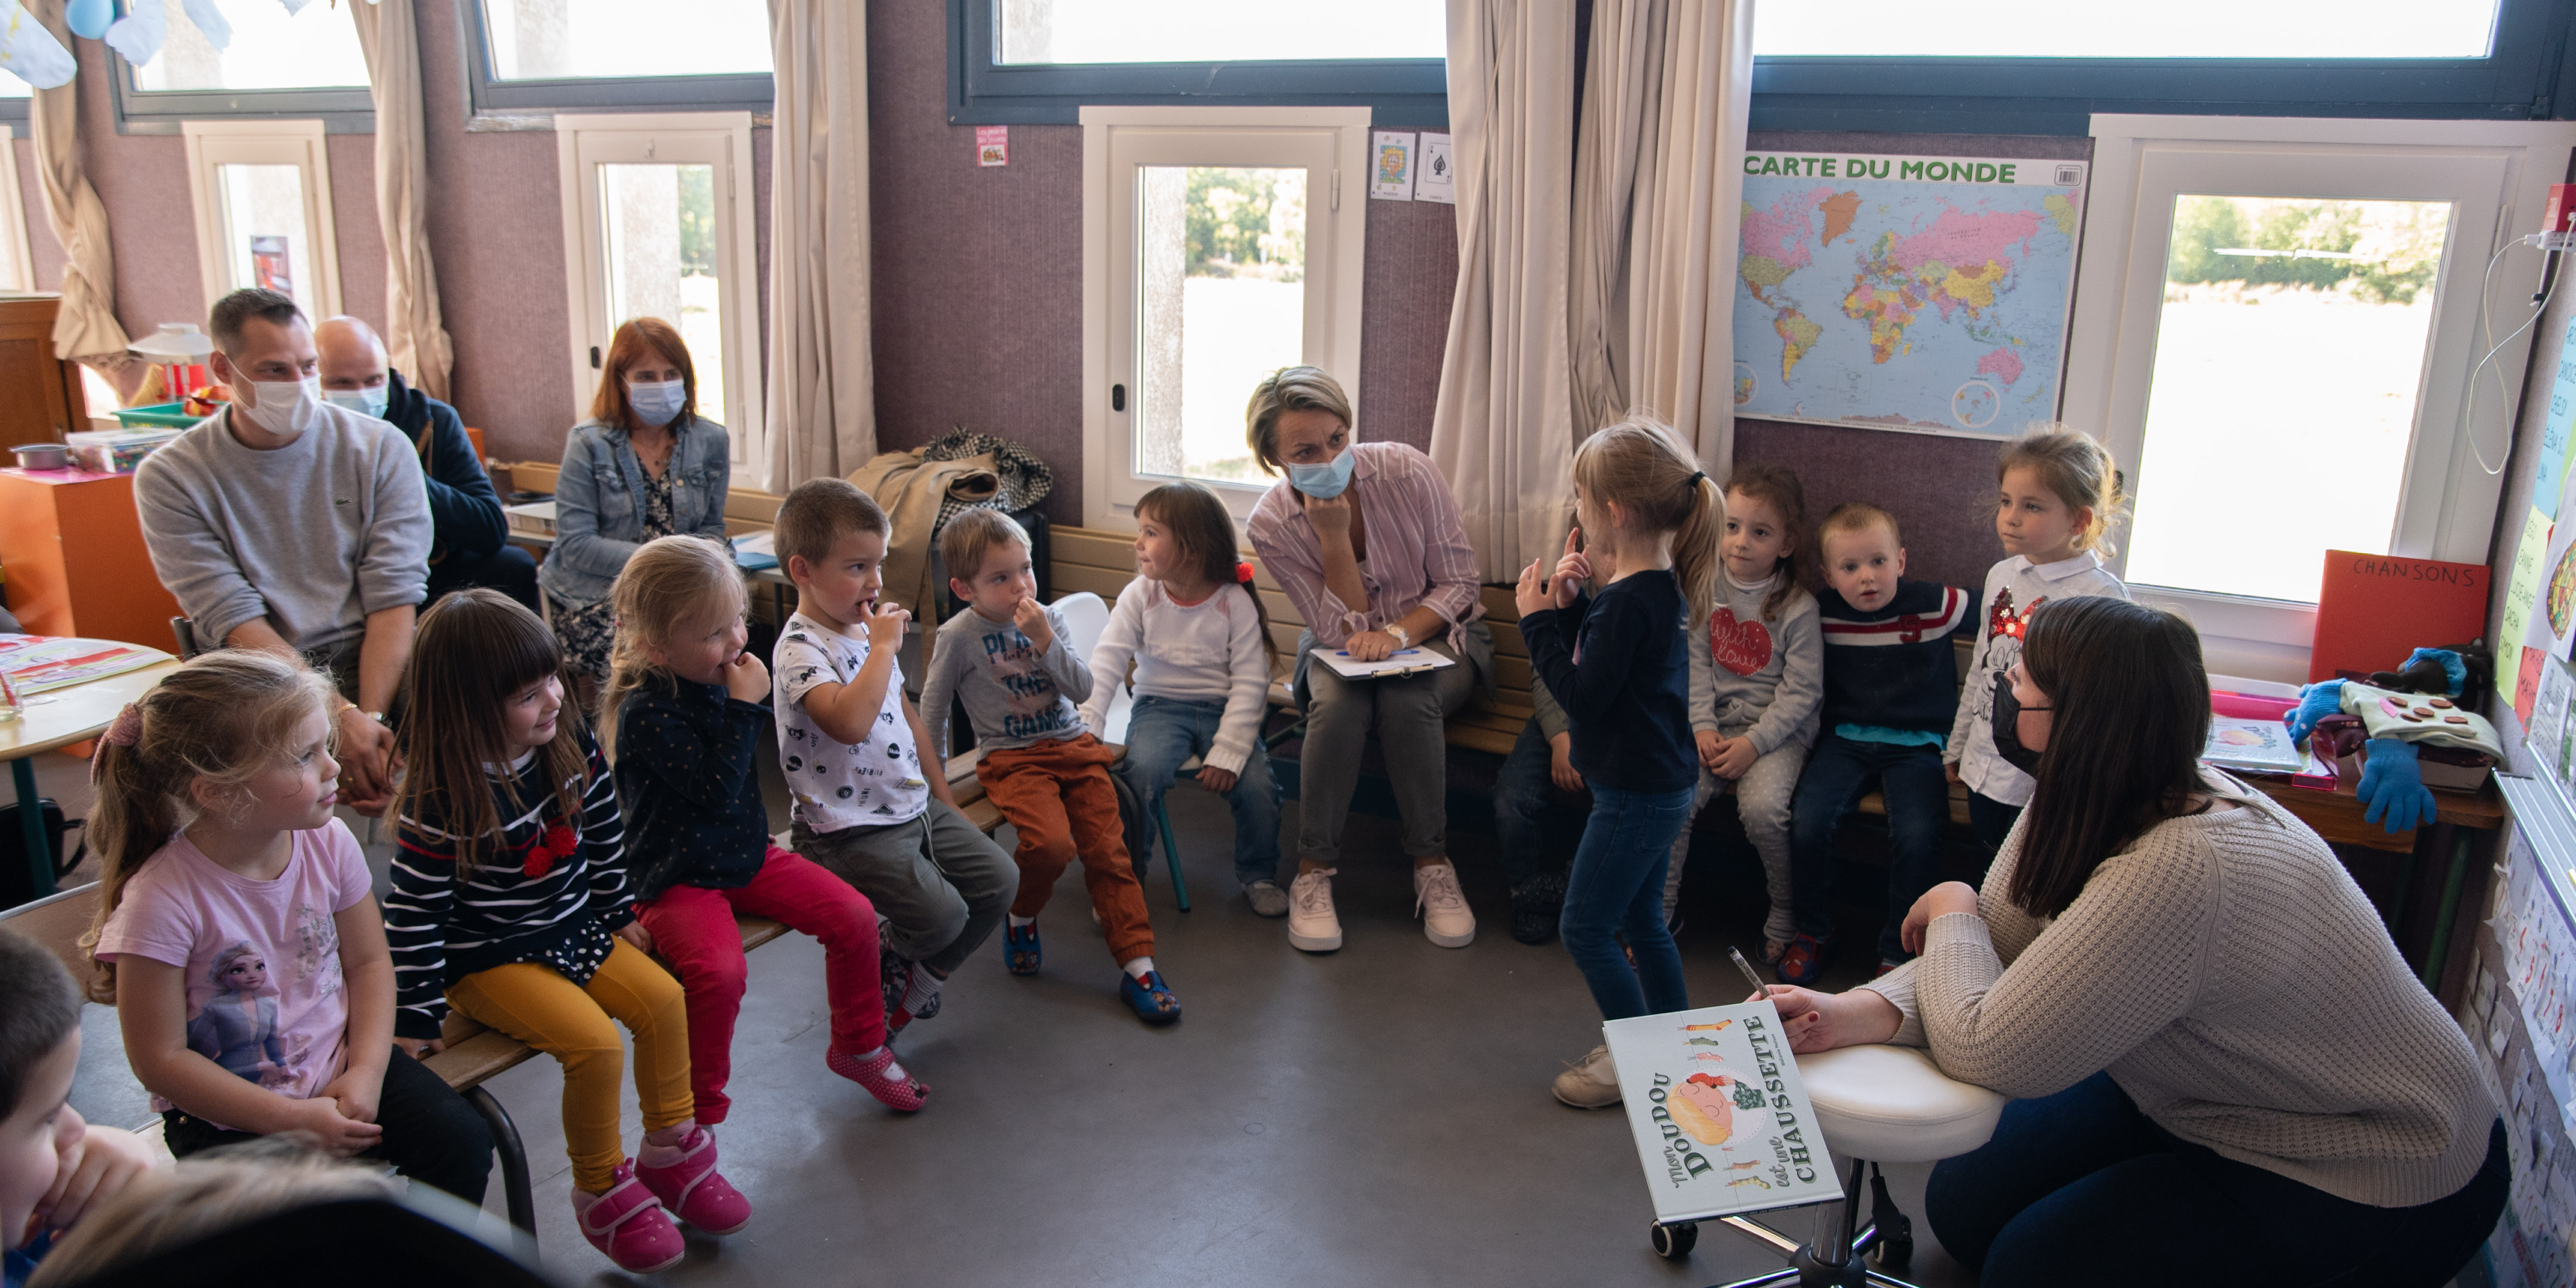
[{"x1": 60, "y1": 742, "x2": 1976, "y2": 1287}]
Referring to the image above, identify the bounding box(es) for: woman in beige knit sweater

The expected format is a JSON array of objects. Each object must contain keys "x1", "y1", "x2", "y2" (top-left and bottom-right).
[{"x1": 1764, "y1": 596, "x2": 2505, "y2": 1287}]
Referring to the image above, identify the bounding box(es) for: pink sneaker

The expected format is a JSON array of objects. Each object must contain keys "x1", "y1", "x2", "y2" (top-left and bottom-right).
[
  {"x1": 573, "y1": 1162, "x2": 686, "y2": 1273},
  {"x1": 828, "y1": 1045, "x2": 930, "y2": 1112},
  {"x1": 635, "y1": 1127, "x2": 753, "y2": 1235}
]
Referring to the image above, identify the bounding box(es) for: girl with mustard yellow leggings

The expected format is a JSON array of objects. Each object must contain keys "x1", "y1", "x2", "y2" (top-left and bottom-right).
[{"x1": 383, "y1": 590, "x2": 750, "y2": 1273}]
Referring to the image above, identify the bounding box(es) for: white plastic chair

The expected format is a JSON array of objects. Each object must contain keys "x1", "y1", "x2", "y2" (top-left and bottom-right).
[{"x1": 1050, "y1": 591, "x2": 1190, "y2": 910}]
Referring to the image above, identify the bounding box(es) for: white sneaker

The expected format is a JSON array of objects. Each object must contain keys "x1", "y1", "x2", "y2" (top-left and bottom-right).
[
  {"x1": 1552, "y1": 1044, "x2": 1622, "y2": 1109},
  {"x1": 1413, "y1": 861, "x2": 1476, "y2": 948},
  {"x1": 1286, "y1": 868, "x2": 1342, "y2": 952}
]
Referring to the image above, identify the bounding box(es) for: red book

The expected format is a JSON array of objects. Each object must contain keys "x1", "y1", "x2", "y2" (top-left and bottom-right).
[{"x1": 2308, "y1": 551, "x2": 2489, "y2": 684}]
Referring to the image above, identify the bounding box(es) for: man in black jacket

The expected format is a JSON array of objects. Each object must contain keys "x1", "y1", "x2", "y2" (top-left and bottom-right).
[{"x1": 316, "y1": 317, "x2": 538, "y2": 611}]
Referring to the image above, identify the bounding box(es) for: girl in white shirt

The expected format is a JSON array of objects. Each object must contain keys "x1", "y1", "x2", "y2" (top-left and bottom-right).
[
  {"x1": 1947, "y1": 428, "x2": 2130, "y2": 858},
  {"x1": 1082, "y1": 483, "x2": 1287, "y2": 915}
]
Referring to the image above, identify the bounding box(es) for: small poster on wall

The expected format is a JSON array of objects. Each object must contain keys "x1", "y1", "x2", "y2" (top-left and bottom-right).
[
  {"x1": 1370, "y1": 130, "x2": 1417, "y2": 201},
  {"x1": 1415, "y1": 132, "x2": 1455, "y2": 204}
]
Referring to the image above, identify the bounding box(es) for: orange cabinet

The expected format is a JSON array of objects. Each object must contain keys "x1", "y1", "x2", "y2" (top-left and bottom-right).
[{"x1": 0, "y1": 468, "x2": 184, "y2": 648}]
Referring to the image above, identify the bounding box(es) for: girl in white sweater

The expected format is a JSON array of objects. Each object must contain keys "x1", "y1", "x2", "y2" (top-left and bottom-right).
[{"x1": 1081, "y1": 483, "x2": 1287, "y2": 915}]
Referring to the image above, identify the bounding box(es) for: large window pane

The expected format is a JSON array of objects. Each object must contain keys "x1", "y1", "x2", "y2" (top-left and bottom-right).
[
  {"x1": 132, "y1": 0, "x2": 367, "y2": 92},
  {"x1": 598, "y1": 163, "x2": 727, "y2": 428},
  {"x1": 2124, "y1": 196, "x2": 2451, "y2": 602},
  {"x1": 0, "y1": 68, "x2": 27, "y2": 98},
  {"x1": 1755, "y1": 1, "x2": 2499, "y2": 59},
  {"x1": 216, "y1": 163, "x2": 318, "y2": 320},
  {"x1": 1134, "y1": 166, "x2": 1306, "y2": 484},
  {"x1": 1000, "y1": 0, "x2": 1442, "y2": 65},
  {"x1": 482, "y1": 0, "x2": 771, "y2": 80}
]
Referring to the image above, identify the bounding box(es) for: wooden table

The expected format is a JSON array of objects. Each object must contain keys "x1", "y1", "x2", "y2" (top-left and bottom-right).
[
  {"x1": 2248, "y1": 775, "x2": 2503, "y2": 992},
  {"x1": 3, "y1": 659, "x2": 179, "y2": 902}
]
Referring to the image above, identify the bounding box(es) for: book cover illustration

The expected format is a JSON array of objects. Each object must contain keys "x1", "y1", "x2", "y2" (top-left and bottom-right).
[
  {"x1": 2201, "y1": 717, "x2": 2306, "y2": 774},
  {"x1": 1605, "y1": 1002, "x2": 1844, "y2": 1225}
]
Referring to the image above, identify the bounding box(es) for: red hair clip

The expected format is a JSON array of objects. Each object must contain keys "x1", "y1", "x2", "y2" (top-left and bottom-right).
[{"x1": 1235, "y1": 562, "x2": 1256, "y2": 585}]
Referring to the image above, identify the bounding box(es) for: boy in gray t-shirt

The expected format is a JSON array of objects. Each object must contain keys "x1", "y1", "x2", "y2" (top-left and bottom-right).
[{"x1": 921, "y1": 510, "x2": 1178, "y2": 1025}]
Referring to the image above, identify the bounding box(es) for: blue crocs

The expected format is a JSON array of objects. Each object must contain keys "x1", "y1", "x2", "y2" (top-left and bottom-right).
[
  {"x1": 1005, "y1": 923, "x2": 1042, "y2": 976},
  {"x1": 1120, "y1": 969, "x2": 1182, "y2": 1025}
]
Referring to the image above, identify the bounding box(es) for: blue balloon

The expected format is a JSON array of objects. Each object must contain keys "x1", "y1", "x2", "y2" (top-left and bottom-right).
[{"x1": 67, "y1": 0, "x2": 114, "y2": 40}]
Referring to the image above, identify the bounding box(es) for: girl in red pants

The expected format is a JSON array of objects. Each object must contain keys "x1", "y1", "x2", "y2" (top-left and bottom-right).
[{"x1": 601, "y1": 536, "x2": 928, "y2": 1116}]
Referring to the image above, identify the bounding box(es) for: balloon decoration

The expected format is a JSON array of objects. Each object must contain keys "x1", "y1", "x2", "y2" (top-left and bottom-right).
[
  {"x1": 103, "y1": 0, "x2": 165, "y2": 65},
  {"x1": 65, "y1": 0, "x2": 110, "y2": 39}
]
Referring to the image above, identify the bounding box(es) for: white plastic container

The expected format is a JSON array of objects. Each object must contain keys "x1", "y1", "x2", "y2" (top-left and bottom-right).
[{"x1": 64, "y1": 428, "x2": 181, "y2": 474}]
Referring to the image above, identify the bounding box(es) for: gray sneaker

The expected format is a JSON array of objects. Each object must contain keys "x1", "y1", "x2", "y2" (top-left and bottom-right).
[{"x1": 1242, "y1": 880, "x2": 1290, "y2": 918}]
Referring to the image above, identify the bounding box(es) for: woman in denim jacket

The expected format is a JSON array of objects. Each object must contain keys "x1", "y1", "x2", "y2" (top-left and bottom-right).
[{"x1": 538, "y1": 317, "x2": 733, "y2": 679}]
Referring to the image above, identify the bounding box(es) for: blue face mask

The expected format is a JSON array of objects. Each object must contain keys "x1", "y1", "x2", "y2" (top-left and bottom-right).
[
  {"x1": 323, "y1": 384, "x2": 389, "y2": 419},
  {"x1": 628, "y1": 378, "x2": 688, "y2": 428},
  {"x1": 1286, "y1": 445, "x2": 1356, "y2": 499}
]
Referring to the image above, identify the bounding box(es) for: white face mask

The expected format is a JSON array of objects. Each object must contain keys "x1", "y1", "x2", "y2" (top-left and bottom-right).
[{"x1": 238, "y1": 375, "x2": 322, "y2": 437}]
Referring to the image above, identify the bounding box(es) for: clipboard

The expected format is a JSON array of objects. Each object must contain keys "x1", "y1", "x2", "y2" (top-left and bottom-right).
[{"x1": 1312, "y1": 646, "x2": 1456, "y2": 680}]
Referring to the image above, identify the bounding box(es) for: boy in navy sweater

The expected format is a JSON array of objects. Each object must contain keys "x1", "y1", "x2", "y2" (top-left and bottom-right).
[{"x1": 1782, "y1": 503, "x2": 1972, "y2": 981}]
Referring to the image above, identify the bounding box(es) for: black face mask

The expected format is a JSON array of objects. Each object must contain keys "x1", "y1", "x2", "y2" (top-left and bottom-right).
[{"x1": 1991, "y1": 672, "x2": 2049, "y2": 775}]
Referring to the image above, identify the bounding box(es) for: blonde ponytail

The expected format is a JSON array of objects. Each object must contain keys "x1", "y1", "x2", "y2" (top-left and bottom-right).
[{"x1": 1571, "y1": 416, "x2": 1727, "y2": 628}]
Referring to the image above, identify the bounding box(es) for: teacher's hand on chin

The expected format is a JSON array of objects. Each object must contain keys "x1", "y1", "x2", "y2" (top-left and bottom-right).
[{"x1": 1754, "y1": 984, "x2": 1906, "y2": 1055}]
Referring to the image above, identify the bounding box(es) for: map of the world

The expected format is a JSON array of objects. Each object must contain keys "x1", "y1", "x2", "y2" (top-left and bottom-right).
[{"x1": 1732, "y1": 152, "x2": 2087, "y2": 437}]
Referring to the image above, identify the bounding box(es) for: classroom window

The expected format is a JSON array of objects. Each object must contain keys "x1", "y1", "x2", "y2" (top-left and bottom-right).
[
  {"x1": 112, "y1": 0, "x2": 374, "y2": 131},
  {"x1": 952, "y1": 1, "x2": 1446, "y2": 126},
  {"x1": 465, "y1": 0, "x2": 772, "y2": 115},
  {"x1": 179, "y1": 121, "x2": 342, "y2": 323},
  {"x1": 1080, "y1": 108, "x2": 1369, "y2": 527},
  {"x1": 0, "y1": 67, "x2": 27, "y2": 123},
  {"x1": 2062, "y1": 116, "x2": 2576, "y2": 677},
  {"x1": 554, "y1": 114, "x2": 765, "y2": 473}
]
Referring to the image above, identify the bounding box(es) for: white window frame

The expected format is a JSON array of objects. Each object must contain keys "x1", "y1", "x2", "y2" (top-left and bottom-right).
[
  {"x1": 2063, "y1": 114, "x2": 2576, "y2": 682},
  {"x1": 180, "y1": 119, "x2": 342, "y2": 321},
  {"x1": 1080, "y1": 105, "x2": 1370, "y2": 532},
  {"x1": 554, "y1": 112, "x2": 765, "y2": 474},
  {"x1": 0, "y1": 124, "x2": 31, "y2": 292}
]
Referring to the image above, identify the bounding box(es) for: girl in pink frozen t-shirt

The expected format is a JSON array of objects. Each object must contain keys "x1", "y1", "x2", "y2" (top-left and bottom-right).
[{"x1": 82, "y1": 651, "x2": 493, "y2": 1204}]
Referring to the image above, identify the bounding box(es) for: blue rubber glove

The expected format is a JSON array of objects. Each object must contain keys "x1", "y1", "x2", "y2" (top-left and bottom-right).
[
  {"x1": 2402, "y1": 647, "x2": 2469, "y2": 697},
  {"x1": 2284, "y1": 679, "x2": 2346, "y2": 748},
  {"x1": 2356, "y1": 737, "x2": 2436, "y2": 834}
]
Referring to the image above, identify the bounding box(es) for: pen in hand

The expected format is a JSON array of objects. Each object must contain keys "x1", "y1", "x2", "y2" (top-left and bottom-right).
[{"x1": 1730, "y1": 947, "x2": 1773, "y2": 1006}]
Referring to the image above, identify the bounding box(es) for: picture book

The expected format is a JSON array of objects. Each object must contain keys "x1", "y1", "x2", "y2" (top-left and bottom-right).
[
  {"x1": 2200, "y1": 717, "x2": 2307, "y2": 775},
  {"x1": 1311, "y1": 646, "x2": 1456, "y2": 680},
  {"x1": 1604, "y1": 1002, "x2": 1844, "y2": 1225}
]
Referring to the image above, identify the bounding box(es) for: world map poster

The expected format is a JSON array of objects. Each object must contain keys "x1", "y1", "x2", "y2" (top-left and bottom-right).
[{"x1": 1733, "y1": 152, "x2": 2087, "y2": 437}]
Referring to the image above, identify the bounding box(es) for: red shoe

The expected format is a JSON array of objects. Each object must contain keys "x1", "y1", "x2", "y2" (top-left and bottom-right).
[
  {"x1": 573, "y1": 1162, "x2": 686, "y2": 1273},
  {"x1": 635, "y1": 1127, "x2": 753, "y2": 1236},
  {"x1": 828, "y1": 1045, "x2": 930, "y2": 1112},
  {"x1": 1777, "y1": 934, "x2": 1832, "y2": 986}
]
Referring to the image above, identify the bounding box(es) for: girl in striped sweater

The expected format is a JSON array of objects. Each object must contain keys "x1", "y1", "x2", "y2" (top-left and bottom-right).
[{"x1": 382, "y1": 589, "x2": 745, "y2": 1274}]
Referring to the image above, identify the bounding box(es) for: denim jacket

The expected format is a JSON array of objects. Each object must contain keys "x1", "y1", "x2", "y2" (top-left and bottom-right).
[{"x1": 536, "y1": 415, "x2": 732, "y2": 609}]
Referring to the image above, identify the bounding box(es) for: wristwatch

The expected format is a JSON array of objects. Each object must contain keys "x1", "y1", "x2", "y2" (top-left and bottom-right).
[{"x1": 1385, "y1": 624, "x2": 1412, "y2": 649}]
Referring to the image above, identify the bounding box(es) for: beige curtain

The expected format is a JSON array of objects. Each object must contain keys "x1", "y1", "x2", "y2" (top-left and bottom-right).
[
  {"x1": 763, "y1": 0, "x2": 875, "y2": 494},
  {"x1": 1571, "y1": 0, "x2": 1755, "y2": 475},
  {"x1": 349, "y1": 0, "x2": 453, "y2": 399},
  {"x1": 25, "y1": 0, "x2": 127, "y2": 366},
  {"x1": 1427, "y1": 0, "x2": 1578, "y2": 581}
]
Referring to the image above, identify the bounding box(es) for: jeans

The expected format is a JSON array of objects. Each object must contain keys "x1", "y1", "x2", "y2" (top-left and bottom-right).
[
  {"x1": 1790, "y1": 734, "x2": 1950, "y2": 961},
  {"x1": 1968, "y1": 790, "x2": 2022, "y2": 862},
  {"x1": 636, "y1": 846, "x2": 884, "y2": 1124},
  {"x1": 1559, "y1": 783, "x2": 1695, "y2": 1022},
  {"x1": 1118, "y1": 695, "x2": 1284, "y2": 886},
  {"x1": 162, "y1": 1045, "x2": 493, "y2": 1205},
  {"x1": 1492, "y1": 717, "x2": 1584, "y2": 889},
  {"x1": 1928, "y1": 1072, "x2": 2509, "y2": 1288}
]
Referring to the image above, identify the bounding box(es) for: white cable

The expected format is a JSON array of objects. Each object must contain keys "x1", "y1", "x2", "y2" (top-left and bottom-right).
[{"x1": 2462, "y1": 241, "x2": 2561, "y2": 477}]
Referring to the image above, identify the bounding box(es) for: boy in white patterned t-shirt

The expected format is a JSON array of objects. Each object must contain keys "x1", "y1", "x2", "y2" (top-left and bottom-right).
[{"x1": 771, "y1": 480, "x2": 1017, "y2": 1033}]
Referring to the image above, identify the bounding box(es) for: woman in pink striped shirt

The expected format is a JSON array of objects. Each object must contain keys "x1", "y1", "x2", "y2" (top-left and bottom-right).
[{"x1": 1242, "y1": 367, "x2": 1494, "y2": 955}]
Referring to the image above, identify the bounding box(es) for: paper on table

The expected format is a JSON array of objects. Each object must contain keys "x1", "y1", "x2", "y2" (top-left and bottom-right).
[
  {"x1": 732, "y1": 531, "x2": 778, "y2": 571},
  {"x1": 0, "y1": 636, "x2": 171, "y2": 696},
  {"x1": 1604, "y1": 1001, "x2": 1843, "y2": 1225},
  {"x1": 1312, "y1": 647, "x2": 1456, "y2": 680}
]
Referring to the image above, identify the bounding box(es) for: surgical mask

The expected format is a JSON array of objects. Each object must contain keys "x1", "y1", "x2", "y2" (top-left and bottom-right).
[
  {"x1": 238, "y1": 376, "x2": 321, "y2": 438},
  {"x1": 1286, "y1": 445, "x2": 1356, "y2": 499},
  {"x1": 323, "y1": 384, "x2": 389, "y2": 419},
  {"x1": 1989, "y1": 671, "x2": 2051, "y2": 776},
  {"x1": 628, "y1": 378, "x2": 688, "y2": 428}
]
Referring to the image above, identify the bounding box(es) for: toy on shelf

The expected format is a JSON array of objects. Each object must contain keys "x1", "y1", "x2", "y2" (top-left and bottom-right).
[{"x1": 2286, "y1": 645, "x2": 2500, "y2": 833}]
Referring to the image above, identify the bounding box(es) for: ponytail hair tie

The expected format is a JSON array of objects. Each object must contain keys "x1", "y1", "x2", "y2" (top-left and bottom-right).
[
  {"x1": 89, "y1": 702, "x2": 142, "y2": 785},
  {"x1": 1235, "y1": 562, "x2": 1256, "y2": 585},
  {"x1": 1687, "y1": 470, "x2": 1707, "y2": 488}
]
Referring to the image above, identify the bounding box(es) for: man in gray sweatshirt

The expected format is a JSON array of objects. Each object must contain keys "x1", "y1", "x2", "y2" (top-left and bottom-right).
[{"x1": 135, "y1": 288, "x2": 432, "y2": 813}]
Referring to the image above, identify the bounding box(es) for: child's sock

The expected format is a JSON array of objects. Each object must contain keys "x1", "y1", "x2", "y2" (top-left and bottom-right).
[
  {"x1": 1009, "y1": 914, "x2": 1037, "y2": 929},
  {"x1": 1124, "y1": 955, "x2": 1155, "y2": 980},
  {"x1": 904, "y1": 963, "x2": 945, "y2": 1014}
]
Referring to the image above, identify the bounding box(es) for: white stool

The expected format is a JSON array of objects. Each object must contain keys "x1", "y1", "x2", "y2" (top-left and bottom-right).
[{"x1": 1659, "y1": 1044, "x2": 2008, "y2": 1287}]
